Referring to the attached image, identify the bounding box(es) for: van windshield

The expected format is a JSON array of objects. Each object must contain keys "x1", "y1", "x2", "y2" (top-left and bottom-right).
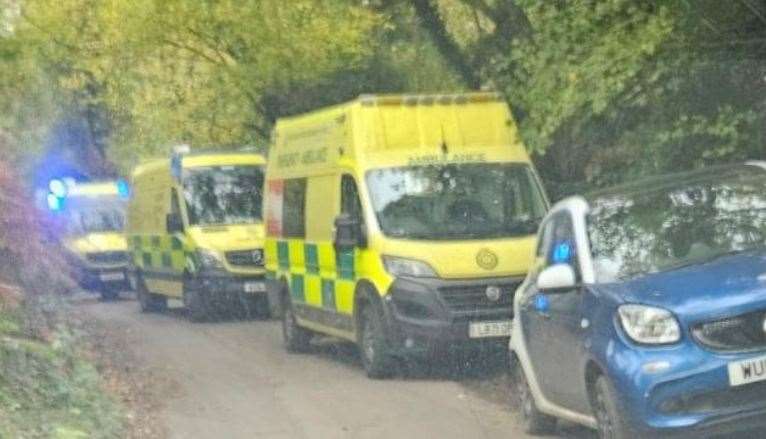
[
  {"x1": 366, "y1": 163, "x2": 547, "y2": 240},
  {"x1": 65, "y1": 208, "x2": 125, "y2": 235},
  {"x1": 183, "y1": 165, "x2": 264, "y2": 226}
]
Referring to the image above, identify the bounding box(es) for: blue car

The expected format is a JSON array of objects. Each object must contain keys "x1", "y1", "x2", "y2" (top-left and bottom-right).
[{"x1": 510, "y1": 163, "x2": 766, "y2": 438}]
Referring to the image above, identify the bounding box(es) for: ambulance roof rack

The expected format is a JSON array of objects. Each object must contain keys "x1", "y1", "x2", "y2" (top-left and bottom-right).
[
  {"x1": 358, "y1": 92, "x2": 503, "y2": 107},
  {"x1": 174, "y1": 145, "x2": 263, "y2": 157}
]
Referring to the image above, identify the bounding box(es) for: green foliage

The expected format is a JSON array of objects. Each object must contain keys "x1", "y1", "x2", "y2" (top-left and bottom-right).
[
  {"x1": 507, "y1": 1, "x2": 675, "y2": 154},
  {"x1": 504, "y1": 1, "x2": 766, "y2": 195},
  {"x1": 2, "y1": 0, "x2": 765, "y2": 194},
  {"x1": 0, "y1": 305, "x2": 124, "y2": 439}
]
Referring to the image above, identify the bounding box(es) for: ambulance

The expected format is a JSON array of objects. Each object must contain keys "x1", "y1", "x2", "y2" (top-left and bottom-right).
[
  {"x1": 264, "y1": 93, "x2": 549, "y2": 377},
  {"x1": 49, "y1": 180, "x2": 130, "y2": 300},
  {"x1": 126, "y1": 150, "x2": 268, "y2": 321}
]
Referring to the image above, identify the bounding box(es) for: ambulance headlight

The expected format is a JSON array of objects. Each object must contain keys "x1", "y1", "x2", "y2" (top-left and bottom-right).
[
  {"x1": 196, "y1": 249, "x2": 225, "y2": 271},
  {"x1": 383, "y1": 256, "x2": 437, "y2": 278}
]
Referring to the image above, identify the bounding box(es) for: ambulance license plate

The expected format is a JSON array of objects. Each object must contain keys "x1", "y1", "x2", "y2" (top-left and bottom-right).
[
  {"x1": 469, "y1": 321, "x2": 512, "y2": 338},
  {"x1": 100, "y1": 272, "x2": 125, "y2": 282},
  {"x1": 244, "y1": 282, "x2": 266, "y2": 293},
  {"x1": 728, "y1": 355, "x2": 766, "y2": 387}
]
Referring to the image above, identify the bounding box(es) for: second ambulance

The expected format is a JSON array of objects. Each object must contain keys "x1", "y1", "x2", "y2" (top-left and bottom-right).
[{"x1": 127, "y1": 150, "x2": 268, "y2": 321}]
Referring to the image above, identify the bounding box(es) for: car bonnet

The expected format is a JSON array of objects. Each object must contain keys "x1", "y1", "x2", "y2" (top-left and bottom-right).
[{"x1": 610, "y1": 250, "x2": 766, "y2": 324}]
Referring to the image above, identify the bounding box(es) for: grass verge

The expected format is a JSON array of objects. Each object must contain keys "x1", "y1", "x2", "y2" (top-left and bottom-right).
[{"x1": 0, "y1": 297, "x2": 124, "y2": 439}]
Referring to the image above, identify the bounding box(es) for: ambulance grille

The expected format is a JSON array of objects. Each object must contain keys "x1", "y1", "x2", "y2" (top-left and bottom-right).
[
  {"x1": 438, "y1": 282, "x2": 518, "y2": 313},
  {"x1": 226, "y1": 249, "x2": 264, "y2": 268},
  {"x1": 86, "y1": 251, "x2": 128, "y2": 265}
]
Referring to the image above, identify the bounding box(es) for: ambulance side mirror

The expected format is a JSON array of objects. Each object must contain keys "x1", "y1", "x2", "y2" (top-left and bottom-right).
[
  {"x1": 334, "y1": 213, "x2": 363, "y2": 251},
  {"x1": 166, "y1": 213, "x2": 184, "y2": 234}
]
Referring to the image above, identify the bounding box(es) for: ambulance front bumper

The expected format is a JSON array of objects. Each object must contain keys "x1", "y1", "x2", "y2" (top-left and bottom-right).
[
  {"x1": 75, "y1": 266, "x2": 130, "y2": 290},
  {"x1": 382, "y1": 276, "x2": 521, "y2": 355},
  {"x1": 197, "y1": 273, "x2": 268, "y2": 296}
]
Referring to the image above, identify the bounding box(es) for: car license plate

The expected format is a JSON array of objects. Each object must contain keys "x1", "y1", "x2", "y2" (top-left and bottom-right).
[
  {"x1": 469, "y1": 320, "x2": 512, "y2": 338},
  {"x1": 728, "y1": 355, "x2": 766, "y2": 387},
  {"x1": 99, "y1": 272, "x2": 125, "y2": 282},
  {"x1": 244, "y1": 282, "x2": 266, "y2": 293}
]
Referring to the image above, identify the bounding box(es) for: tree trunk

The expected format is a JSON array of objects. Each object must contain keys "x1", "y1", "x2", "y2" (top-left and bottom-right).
[{"x1": 409, "y1": 0, "x2": 482, "y2": 89}]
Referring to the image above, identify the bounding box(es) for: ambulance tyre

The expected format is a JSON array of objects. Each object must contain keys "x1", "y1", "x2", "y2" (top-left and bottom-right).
[
  {"x1": 100, "y1": 288, "x2": 119, "y2": 301},
  {"x1": 282, "y1": 285, "x2": 312, "y2": 353},
  {"x1": 358, "y1": 297, "x2": 394, "y2": 379},
  {"x1": 137, "y1": 274, "x2": 167, "y2": 313},
  {"x1": 183, "y1": 277, "x2": 210, "y2": 322}
]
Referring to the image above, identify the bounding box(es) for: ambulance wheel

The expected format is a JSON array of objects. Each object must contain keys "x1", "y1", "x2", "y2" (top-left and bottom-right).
[
  {"x1": 183, "y1": 278, "x2": 210, "y2": 322},
  {"x1": 513, "y1": 357, "x2": 557, "y2": 435},
  {"x1": 358, "y1": 301, "x2": 394, "y2": 379},
  {"x1": 100, "y1": 288, "x2": 119, "y2": 301},
  {"x1": 250, "y1": 295, "x2": 271, "y2": 319},
  {"x1": 282, "y1": 292, "x2": 312, "y2": 353},
  {"x1": 137, "y1": 275, "x2": 167, "y2": 313}
]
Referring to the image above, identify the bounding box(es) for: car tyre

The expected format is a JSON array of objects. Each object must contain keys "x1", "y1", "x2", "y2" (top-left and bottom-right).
[
  {"x1": 183, "y1": 277, "x2": 210, "y2": 322},
  {"x1": 282, "y1": 289, "x2": 312, "y2": 353},
  {"x1": 593, "y1": 375, "x2": 633, "y2": 439},
  {"x1": 513, "y1": 359, "x2": 557, "y2": 435},
  {"x1": 358, "y1": 301, "x2": 394, "y2": 379},
  {"x1": 137, "y1": 274, "x2": 167, "y2": 313}
]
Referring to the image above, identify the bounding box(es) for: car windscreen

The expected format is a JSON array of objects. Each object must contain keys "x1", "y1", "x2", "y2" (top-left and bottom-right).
[
  {"x1": 366, "y1": 163, "x2": 547, "y2": 240},
  {"x1": 588, "y1": 170, "x2": 766, "y2": 282},
  {"x1": 183, "y1": 165, "x2": 264, "y2": 226}
]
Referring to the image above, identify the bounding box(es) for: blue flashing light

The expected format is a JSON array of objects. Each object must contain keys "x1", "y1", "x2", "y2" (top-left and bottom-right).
[
  {"x1": 47, "y1": 193, "x2": 63, "y2": 212},
  {"x1": 116, "y1": 179, "x2": 130, "y2": 198},
  {"x1": 49, "y1": 179, "x2": 68, "y2": 198},
  {"x1": 534, "y1": 294, "x2": 550, "y2": 313},
  {"x1": 552, "y1": 240, "x2": 573, "y2": 264}
]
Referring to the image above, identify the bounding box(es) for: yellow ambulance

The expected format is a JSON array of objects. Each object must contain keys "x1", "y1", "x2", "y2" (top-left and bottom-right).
[
  {"x1": 126, "y1": 150, "x2": 268, "y2": 321},
  {"x1": 50, "y1": 180, "x2": 130, "y2": 300},
  {"x1": 264, "y1": 93, "x2": 548, "y2": 377}
]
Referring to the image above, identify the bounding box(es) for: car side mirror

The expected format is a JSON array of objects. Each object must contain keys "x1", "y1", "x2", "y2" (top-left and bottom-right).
[
  {"x1": 334, "y1": 213, "x2": 363, "y2": 251},
  {"x1": 166, "y1": 213, "x2": 184, "y2": 233},
  {"x1": 537, "y1": 264, "x2": 577, "y2": 292}
]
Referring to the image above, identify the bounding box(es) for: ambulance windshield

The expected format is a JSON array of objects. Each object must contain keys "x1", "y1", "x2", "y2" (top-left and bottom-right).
[
  {"x1": 183, "y1": 165, "x2": 264, "y2": 226},
  {"x1": 367, "y1": 163, "x2": 547, "y2": 240},
  {"x1": 66, "y1": 208, "x2": 125, "y2": 235}
]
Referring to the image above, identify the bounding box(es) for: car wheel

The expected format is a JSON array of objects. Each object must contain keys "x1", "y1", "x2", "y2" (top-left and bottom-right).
[
  {"x1": 137, "y1": 274, "x2": 167, "y2": 313},
  {"x1": 282, "y1": 290, "x2": 312, "y2": 353},
  {"x1": 358, "y1": 301, "x2": 394, "y2": 379},
  {"x1": 513, "y1": 359, "x2": 557, "y2": 435},
  {"x1": 593, "y1": 375, "x2": 633, "y2": 439},
  {"x1": 183, "y1": 277, "x2": 210, "y2": 322}
]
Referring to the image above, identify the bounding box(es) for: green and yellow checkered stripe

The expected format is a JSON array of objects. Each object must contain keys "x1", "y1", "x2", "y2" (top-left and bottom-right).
[
  {"x1": 130, "y1": 234, "x2": 191, "y2": 273},
  {"x1": 266, "y1": 239, "x2": 356, "y2": 316}
]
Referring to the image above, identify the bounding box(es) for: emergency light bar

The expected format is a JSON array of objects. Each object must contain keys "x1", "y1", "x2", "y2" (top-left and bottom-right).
[{"x1": 44, "y1": 179, "x2": 130, "y2": 212}]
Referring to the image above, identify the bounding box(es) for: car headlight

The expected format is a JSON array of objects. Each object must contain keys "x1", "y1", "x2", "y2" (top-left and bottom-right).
[
  {"x1": 382, "y1": 256, "x2": 437, "y2": 278},
  {"x1": 196, "y1": 249, "x2": 225, "y2": 271},
  {"x1": 618, "y1": 304, "x2": 681, "y2": 345}
]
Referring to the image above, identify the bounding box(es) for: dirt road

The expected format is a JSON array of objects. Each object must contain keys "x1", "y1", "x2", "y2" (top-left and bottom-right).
[{"x1": 79, "y1": 298, "x2": 592, "y2": 439}]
